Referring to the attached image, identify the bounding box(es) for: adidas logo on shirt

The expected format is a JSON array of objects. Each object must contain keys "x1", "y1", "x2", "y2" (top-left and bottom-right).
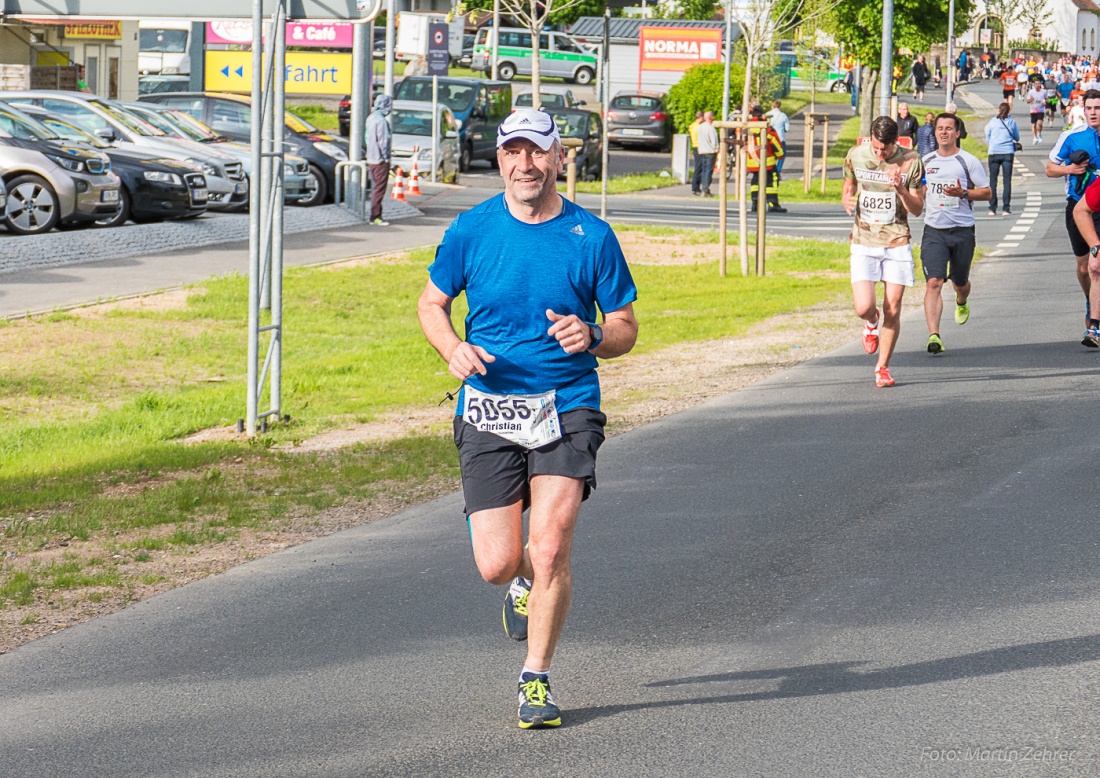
[{"x1": 571, "y1": 224, "x2": 584, "y2": 235}]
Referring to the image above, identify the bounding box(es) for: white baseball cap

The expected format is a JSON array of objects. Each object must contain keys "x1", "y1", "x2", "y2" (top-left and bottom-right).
[{"x1": 496, "y1": 108, "x2": 561, "y2": 150}]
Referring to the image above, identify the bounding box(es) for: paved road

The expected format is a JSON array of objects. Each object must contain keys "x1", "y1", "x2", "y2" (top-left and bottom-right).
[{"x1": 4, "y1": 78, "x2": 1100, "y2": 777}]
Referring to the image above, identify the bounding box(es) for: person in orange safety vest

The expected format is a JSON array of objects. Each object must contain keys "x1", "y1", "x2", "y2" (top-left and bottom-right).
[{"x1": 746, "y1": 105, "x2": 786, "y2": 213}]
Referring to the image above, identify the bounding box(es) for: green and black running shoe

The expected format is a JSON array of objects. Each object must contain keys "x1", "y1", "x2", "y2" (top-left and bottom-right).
[
  {"x1": 927, "y1": 333, "x2": 945, "y2": 354},
  {"x1": 503, "y1": 577, "x2": 530, "y2": 641},
  {"x1": 955, "y1": 300, "x2": 970, "y2": 325},
  {"x1": 518, "y1": 672, "x2": 561, "y2": 729}
]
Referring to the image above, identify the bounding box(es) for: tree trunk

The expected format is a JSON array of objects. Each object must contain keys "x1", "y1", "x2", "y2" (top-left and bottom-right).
[
  {"x1": 529, "y1": 1, "x2": 541, "y2": 109},
  {"x1": 859, "y1": 67, "x2": 879, "y2": 137}
]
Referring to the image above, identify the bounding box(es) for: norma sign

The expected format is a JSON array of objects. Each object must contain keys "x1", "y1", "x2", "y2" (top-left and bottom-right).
[
  {"x1": 206, "y1": 50, "x2": 352, "y2": 94},
  {"x1": 639, "y1": 27, "x2": 722, "y2": 72},
  {"x1": 427, "y1": 21, "x2": 449, "y2": 76}
]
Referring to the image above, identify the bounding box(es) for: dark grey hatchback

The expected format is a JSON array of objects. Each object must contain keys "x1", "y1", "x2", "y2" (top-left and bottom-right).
[{"x1": 605, "y1": 91, "x2": 672, "y2": 151}]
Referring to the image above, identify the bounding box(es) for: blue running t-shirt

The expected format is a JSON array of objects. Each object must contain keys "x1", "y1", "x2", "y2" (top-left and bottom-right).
[{"x1": 429, "y1": 194, "x2": 638, "y2": 414}]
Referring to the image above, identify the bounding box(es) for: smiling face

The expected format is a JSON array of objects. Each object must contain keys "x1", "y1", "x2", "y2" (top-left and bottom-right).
[{"x1": 498, "y1": 137, "x2": 564, "y2": 208}]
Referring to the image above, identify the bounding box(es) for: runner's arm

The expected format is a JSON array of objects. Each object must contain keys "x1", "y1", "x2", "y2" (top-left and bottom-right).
[
  {"x1": 1073, "y1": 192, "x2": 1100, "y2": 249},
  {"x1": 896, "y1": 180, "x2": 925, "y2": 217},
  {"x1": 842, "y1": 177, "x2": 857, "y2": 215},
  {"x1": 418, "y1": 279, "x2": 495, "y2": 380},
  {"x1": 546, "y1": 303, "x2": 638, "y2": 359}
]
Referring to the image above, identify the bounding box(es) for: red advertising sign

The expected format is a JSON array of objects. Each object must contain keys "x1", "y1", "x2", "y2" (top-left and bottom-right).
[
  {"x1": 206, "y1": 20, "x2": 353, "y2": 48},
  {"x1": 639, "y1": 27, "x2": 722, "y2": 72}
]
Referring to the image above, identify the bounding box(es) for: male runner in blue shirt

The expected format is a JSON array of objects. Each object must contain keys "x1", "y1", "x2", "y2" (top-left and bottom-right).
[{"x1": 418, "y1": 108, "x2": 639, "y2": 728}]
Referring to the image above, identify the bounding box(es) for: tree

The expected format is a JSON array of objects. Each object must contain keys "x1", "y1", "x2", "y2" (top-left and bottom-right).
[
  {"x1": 1017, "y1": 0, "x2": 1054, "y2": 41},
  {"x1": 655, "y1": 0, "x2": 718, "y2": 21},
  {"x1": 821, "y1": 0, "x2": 975, "y2": 132}
]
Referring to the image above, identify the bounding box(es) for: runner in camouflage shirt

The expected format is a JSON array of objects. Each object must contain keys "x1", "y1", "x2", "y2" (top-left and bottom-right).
[{"x1": 842, "y1": 115, "x2": 926, "y2": 387}]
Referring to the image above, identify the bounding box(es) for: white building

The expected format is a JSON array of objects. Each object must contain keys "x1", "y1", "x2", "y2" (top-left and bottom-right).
[{"x1": 969, "y1": 0, "x2": 1100, "y2": 57}]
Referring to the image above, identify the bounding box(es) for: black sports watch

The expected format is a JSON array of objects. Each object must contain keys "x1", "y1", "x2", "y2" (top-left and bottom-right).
[
  {"x1": 1091, "y1": 245, "x2": 1100, "y2": 258},
  {"x1": 587, "y1": 323, "x2": 603, "y2": 351}
]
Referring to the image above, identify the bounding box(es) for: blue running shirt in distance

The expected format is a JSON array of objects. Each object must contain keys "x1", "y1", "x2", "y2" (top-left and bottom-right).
[{"x1": 429, "y1": 194, "x2": 638, "y2": 414}]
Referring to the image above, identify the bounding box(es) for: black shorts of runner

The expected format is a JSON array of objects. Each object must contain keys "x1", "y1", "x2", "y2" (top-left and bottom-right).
[
  {"x1": 1064, "y1": 198, "x2": 1100, "y2": 257},
  {"x1": 1030, "y1": 111, "x2": 1045, "y2": 123},
  {"x1": 1003, "y1": 89, "x2": 1014, "y2": 100},
  {"x1": 921, "y1": 224, "x2": 976, "y2": 286},
  {"x1": 453, "y1": 407, "x2": 606, "y2": 516}
]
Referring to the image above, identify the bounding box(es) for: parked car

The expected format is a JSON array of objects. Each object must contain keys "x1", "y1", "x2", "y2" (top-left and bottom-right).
[
  {"x1": 138, "y1": 92, "x2": 348, "y2": 206},
  {"x1": 472, "y1": 27, "x2": 597, "y2": 84},
  {"x1": 0, "y1": 101, "x2": 120, "y2": 234},
  {"x1": 548, "y1": 108, "x2": 602, "y2": 181},
  {"x1": 11, "y1": 104, "x2": 208, "y2": 227},
  {"x1": 456, "y1": 33, "x2": 475, "y2": 68},
  {"x1": 392, "y1": 77, "x2": 511, "y2": 171},
  {"x1": 605, "y1": 91, "x2": 672, "y2": 151},
  {"x1": 138, "y1": 75, "x2": 191, "y2": 95},
  {"x1": 0, "y1": 91, "x2": 247, "y2": 211},
  {"x1": 389, "y1": 100, "x2": 460, "y2": 183},
  {"x1": 337, "y1": 81, "x2": 388, "y2": 138},
  {"x1": 514, "y1": 87, "x2": 585, "y2": 109},
  {"x1": 122, "y1": 102, "x2": 314, "y2": 206}
]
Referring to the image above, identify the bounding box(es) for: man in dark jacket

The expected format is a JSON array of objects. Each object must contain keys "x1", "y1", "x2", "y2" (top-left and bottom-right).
[
  {"x1": 897, "y1": 102, "x2": 919, "y2": 144},
  {"x1": 911, "y1": 55, "x2": 930, "y2": 101}
]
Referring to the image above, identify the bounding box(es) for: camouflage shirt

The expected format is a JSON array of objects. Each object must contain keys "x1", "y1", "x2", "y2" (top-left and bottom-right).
[{"x1": 843, "y1": 143, "x2": 925, "y2": 248}]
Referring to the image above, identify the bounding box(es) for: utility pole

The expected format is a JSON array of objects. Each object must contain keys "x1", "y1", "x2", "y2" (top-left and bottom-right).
[
  {"x1": 879, "y1": 0, "x2": 894, "y2": 118},
  {"x1": 947, "y1": 0, "x2": 956, "y2": 106},
  {"x1": 721, "y1": 0, "x2": 733, "y2": 120}
]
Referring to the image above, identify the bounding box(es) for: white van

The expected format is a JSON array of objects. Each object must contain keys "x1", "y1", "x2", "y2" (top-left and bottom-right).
[{"x1": 139, "y1": 21, "x2": 192, "y2": 76}]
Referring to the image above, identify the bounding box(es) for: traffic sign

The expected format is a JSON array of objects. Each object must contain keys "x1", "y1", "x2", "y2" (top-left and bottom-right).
[{"x1": 206, "y1": 50, "x2": 353, "y2": 94}]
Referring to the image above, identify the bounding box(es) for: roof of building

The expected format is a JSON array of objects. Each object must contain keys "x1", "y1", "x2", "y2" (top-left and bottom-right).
[
  {"x1": 1071, "y1": 0, "x2": 1100, "y2": 12},
  {"x1": 568, "y1": 16, "x2": 735, "y2": 43}
]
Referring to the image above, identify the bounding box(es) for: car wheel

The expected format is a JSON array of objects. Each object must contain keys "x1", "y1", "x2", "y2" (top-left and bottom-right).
[
  {"x1": 497, "y1": 62, "x2": 516, "y2": 81},
  {"x1": 5, "y1": 174, "x2": 60, "y2": 235},
  {"x1": 574, "y1": 67, "x2": 594, "y2": 86},
  {"x1": 459, "y1": 143, "x2": 472, "y2": 173},
  {"x1": 94, "y1": 185, "x2": 131, "y2": 228},
  {"x1": 297, "y1": 165, "x2": 327, "y2": 207}
]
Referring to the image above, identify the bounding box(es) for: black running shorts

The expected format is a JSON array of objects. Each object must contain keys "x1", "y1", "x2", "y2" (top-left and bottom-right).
[
  {"x1": 1065, "y1": 199, "x2": 1100, "y2": 257},
  {"x1": 1003, "y1": 89, "x2": 1014, "y2": 100},
  {"x1": 453, "y1": 406, "x2": 606, "y2": 516},
  {"x1": 1030, "y1": 111, "x2": 1044, "y2": 123},
  {"x1": 921, "y1": 224, "x2": 976, "y2": 286}
]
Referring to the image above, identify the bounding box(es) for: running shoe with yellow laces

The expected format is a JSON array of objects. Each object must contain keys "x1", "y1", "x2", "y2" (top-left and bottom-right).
[
  {"x1": 955, "y1": 299, "x2": 970, "y2": 325},
  {"x1": 874, "y1": 366, "x2": 895, "y2": 388},
  {"x1": 503, "y1": 576, "x2": 531, "y2": 641},
  {"x1": 518, "y1": 672, "x2": 561, "y2": 729}
]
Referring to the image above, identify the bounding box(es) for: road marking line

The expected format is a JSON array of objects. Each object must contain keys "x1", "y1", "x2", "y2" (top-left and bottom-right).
[{"x1": 997, "y1": 242, "x2": 1021, "y2": 248}]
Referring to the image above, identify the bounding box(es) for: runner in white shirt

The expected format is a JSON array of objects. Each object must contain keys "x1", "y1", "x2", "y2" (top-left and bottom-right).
[
  {"x1": 920, "y1": 113, "x2": 992, "y2": 354},
  {"x1": 1026, "y1": 82, "x2": 1048, "y2": 143}
]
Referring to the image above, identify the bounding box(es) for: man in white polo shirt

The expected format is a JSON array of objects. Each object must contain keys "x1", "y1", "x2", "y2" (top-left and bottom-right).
[{"x1": 920, "y1": 112, "x2": 992, "y2": 354}]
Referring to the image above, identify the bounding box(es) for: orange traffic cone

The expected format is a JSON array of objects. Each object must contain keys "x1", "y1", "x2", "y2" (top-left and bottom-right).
[
  {"x1": 408, "y1": 151, "x2": 423, "y2": 196},
  {"x1": 391, "y1": 167, "x2": 407, "y2": 202}
]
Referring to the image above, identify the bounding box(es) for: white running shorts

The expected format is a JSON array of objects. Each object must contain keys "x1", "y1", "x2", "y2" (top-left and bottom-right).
[{"x1": 850, "y1": 243, "x2": 915, "y2": 286}]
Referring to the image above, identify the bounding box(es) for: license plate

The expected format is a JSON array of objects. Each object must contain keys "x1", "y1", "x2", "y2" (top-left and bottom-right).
[
  {"x1": 192, "y1": 188, "x2": 208, "y2": 202},
  {"x1": 101, "y1": 189, "x2": 119, "y2": 202},
  {"x1": 622, "y1": 128, "x2": 645, "y2": 136}
]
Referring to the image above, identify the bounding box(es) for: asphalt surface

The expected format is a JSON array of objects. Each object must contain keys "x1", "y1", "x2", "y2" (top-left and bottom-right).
[{"x1": 3, "y1": 80, "x2": 1100, "y2": 776}]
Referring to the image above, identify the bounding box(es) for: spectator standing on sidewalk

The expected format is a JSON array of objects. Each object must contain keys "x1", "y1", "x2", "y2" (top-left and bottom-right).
[
  {"x1": 689, "y1": 111, "x2": 704, "y2": 195},
  {"x1": 985, "y1": 102, "x2": 1020, "y2": 217},
  {"x1": 911, "y1": 55, "x2": 930, "y2": 102},
  {"x1": 365, "y1": 94, "x2": 392, "y2": 227},
  {"x1": 764, "y1": 100, "x2": 790, "y2": 173},
  {"x1": 916, "y1": 111, "x2": 937, "y2": 155},
  {"x1": 897, "y1": 102, "x2": 919, "y2": 145},
  {"x1": 695, "y1": 111, "x2": 719, "y2": 197}
]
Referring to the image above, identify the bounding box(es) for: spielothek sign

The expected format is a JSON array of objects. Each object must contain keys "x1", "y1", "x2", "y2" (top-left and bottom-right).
[{"x1": 639, "y1": 27, "x2": 722, "y2": 72}]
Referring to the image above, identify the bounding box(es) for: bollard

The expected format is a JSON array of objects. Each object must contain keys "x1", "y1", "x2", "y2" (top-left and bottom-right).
[
  {"x1": 820, "y1": 117, "x2": 829, "y2": 194},
  {"x1": 562, "y1": 138, "x2": 583, "y2": 203},
  {"x1": 804, "y1": 115, "x2": 814, "y2": 194}
]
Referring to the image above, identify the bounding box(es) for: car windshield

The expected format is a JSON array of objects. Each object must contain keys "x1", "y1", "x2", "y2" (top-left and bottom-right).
[
  {"x1": 127, "y1": 106, "x2": 183, "y2": 136},
  {"x1": 515, "y1": 93, "x2": 566, "y2": 108},
  {"x1": 0, "y1": 105, "x2": 56, "y2": 140},
  {"x1": 41, "y1": 117, "x2": 110, "y2": 148},
  {"x1": 394, "y1": 80, "x2": 477, "y2": 113},
  {"x1": 610, "y1": 96, "x2": 662, "y2": 111},
  {"x1": 91, "y1": 100, "x2": 164, "y2": 136},
  {"x1": 140, "y1": 29, "x2": 188, "y2": 53},
  {"x1": 391, "y1": 109, "x2": 441, "y2": 137},
  {"x1": 550, "y1": 112, "x2": 587, "y2": 139},
  {"x1": 167, "y1": 110, "x2": 220, "y2": 141}
]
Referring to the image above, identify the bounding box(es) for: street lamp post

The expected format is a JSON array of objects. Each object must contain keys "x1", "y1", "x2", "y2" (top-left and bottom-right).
[{"x1": 879, "y1": 0, "x2": 894, "y2": 118}]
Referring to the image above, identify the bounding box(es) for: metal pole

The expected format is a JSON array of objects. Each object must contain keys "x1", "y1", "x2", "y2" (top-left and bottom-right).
[
  {"x1": 246, "y1": 0, "x2": 263, "y2": 437},
  {"x1": 600, "y1": 8, "x2": 610, "y2": 221},
  {"x1": 803, "y1": 116, "x2": 812, "y2": 193},
  {"x1": 756, "y1": 127, "x2": 766, "y2": 276},
  {"x1": 880, "y1": 0, "x2": 894, "y2": 118},
  {"x1": 432, "y1": 74, "x2": 438, "y2": 183},
  {"x1": 946, "y1": 0, "x2": 956, "y2": 107},
  {"x1": 384, "y1": 0, "x2": 395, "y2": 95},
  {"x1": 718, "y1": 128, "x2": 727, "y2": 277},
  {"x1": 491, "y1": 0, "x2": 501, "y2": 80},
  {"x1": 260, "y1": 13, "x2": 275, "y2": 312},
  {"x1": 350, "y1": 22, "x2": 368, "y2": 163},
  {"x1": 271, "y1": 0, "x2": 286, "y2": 419},
  {"x1": 721, "y1": 0, "x2": 732, "y2": 120},
  {"x1": 820, "y1": 117, "x2": 828, "y2": 194}
]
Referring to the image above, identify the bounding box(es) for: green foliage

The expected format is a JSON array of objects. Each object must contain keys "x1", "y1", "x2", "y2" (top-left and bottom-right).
[
  {"x1": 654, "y1": 0, "x2": 717, "y2": 21},
  {"x1": 823, "y1": 0, "x2": 976, "y2": 62},
  {"x1": 666, "y1": 62, "x2": 744, "y2": 133},
  {"x1": 549, "y1": 0, "x2": 605, "y2": 26}
]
